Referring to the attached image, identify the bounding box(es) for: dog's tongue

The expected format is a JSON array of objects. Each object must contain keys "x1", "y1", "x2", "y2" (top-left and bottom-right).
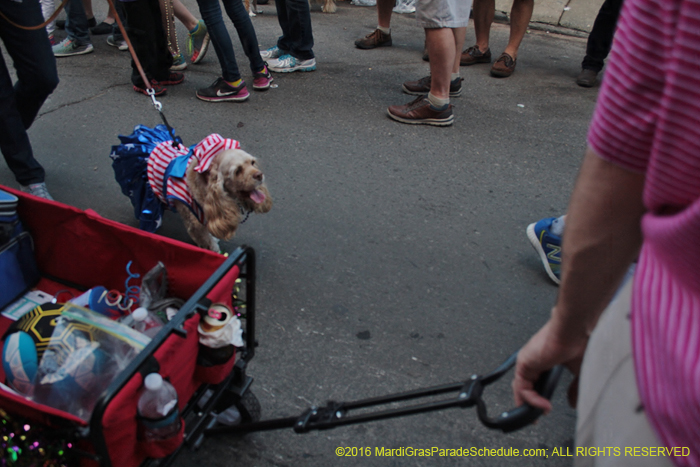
[{"x1": 250, "y1": 189, "x2": 266, "y2": 204}]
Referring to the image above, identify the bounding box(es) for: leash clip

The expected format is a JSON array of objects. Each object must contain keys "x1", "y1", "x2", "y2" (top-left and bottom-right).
[{"x1": 147, "y1": 88, "x2": 163, "y2": 112}]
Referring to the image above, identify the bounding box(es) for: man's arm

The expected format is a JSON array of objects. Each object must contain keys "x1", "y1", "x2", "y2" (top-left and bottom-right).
[{"x1": 512, "y1": 147, "x2": 646, "y2": 412}]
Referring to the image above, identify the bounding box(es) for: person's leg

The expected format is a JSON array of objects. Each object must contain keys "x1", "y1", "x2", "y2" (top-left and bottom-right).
[
  {"x1": 502, "y1": 0, "x2": 533, "y2": 59},
  {"x1": 489, "y1": 0, "x2": 531, "y2": 76},
  {"x1": 267, "y1": 0, "x2": 314, "y2": 71},
  {"x1": 123, "y1": 0, "x2": 172, "y2": 86},
  {"x1": 277, "y1": 0, "x2": 314, "y2": 60},
  {"x1": 193, "y1": 0, "x2": 248, "y2": 101},
  {"x1": 581, "y1": 0, "x2": 623, "y2": 72},
  {"x1": 424, "y1": 26, "x2": 465, "y2": 98},
  {"x1": 388, "y1": 0, "x2": 468, "y2": 126},
  {"x1": 107, "y1": 1, "x2": 128, "y2": 48},
  {"x1": 274, "y1": 0, "x2": 292, "y2": 52},
  {"x1": 426, "y1": 28, "x2": 456, "y2": 100},
  {"x1": 173, "y1": 0, "x2": 199, "y2": 30},
  {"x1": 221, "y1": 0, "x2": 265, "y2": 74},
  {"x1": 110, "y1": 0, "x2": 126, "y2": 32},
  {"x1": 0, "y1": 0, "x2": 58, "y2": 186},
  {"x1": 377, "y1": 0, "x2": 393, "y2": 28},
  {"x1": 450, "y1": 27, "x2": 466, "y2": 74},
  {"x1": 197, "y1": 0, "x2": 242, "y2": 81},
  {"x1": 354, "y1": 0, "x2": 393, "y2": 49},
  {"x1": 64, "y1": 0, "x2": 91, "y2": 45},
  {"x1": 472, "y1": 0, "x2": 493, "y2": 52},
  {"x1": 81, "y1": 0, "x2": 94, "y2": 21},
  {"x1": 40, "y1": 0, "x2": 57, "y2": 39}
]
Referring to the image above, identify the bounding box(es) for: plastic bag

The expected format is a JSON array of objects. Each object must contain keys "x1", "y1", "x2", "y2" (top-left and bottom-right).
[
  {"x1": 30, "y1": 304, "x2": 148, "y2": 421},
  {"x1": 139, "y1": 261, "x2": 169, "y2": 311}
]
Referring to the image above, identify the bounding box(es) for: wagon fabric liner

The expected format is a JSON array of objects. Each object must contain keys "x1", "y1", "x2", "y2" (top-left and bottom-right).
[{"x1": 0, "y1": 185, "x2": 244, "y2": 467}]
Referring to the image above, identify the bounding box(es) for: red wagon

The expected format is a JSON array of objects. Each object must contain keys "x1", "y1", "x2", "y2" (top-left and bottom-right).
[
  {"x1": 0, "y1": 186, "x2": 261, "y2": 467},
  {"x1": 1, "y1": 186, "x2": 563, "y2": 467}
]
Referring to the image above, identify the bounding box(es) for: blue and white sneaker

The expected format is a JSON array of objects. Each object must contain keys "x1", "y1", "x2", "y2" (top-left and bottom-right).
[
  {"x1": 260, "y1": 45, "x2": 283, "y2": 60},
  {"x1": 267, "y1": 54, "x2": 316, "y2": 73},
  {"x1": 526, "y1": 217, "x2": 562, "y2": 285}
]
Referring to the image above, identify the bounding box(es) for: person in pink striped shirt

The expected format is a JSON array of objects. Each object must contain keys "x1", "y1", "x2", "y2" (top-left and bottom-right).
[{"x1": 512, "y1": 0, "x2": 700, "y2": 465}]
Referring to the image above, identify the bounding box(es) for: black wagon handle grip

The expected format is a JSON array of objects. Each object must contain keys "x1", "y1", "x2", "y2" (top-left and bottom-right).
[{"x1": 478, "y1": 363, "x2": 564, "y2": 433}]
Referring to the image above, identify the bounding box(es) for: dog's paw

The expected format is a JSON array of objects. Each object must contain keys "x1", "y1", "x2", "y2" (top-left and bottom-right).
[{"x1": 204, "y1": 235, "x2": 221, "y2": 252}]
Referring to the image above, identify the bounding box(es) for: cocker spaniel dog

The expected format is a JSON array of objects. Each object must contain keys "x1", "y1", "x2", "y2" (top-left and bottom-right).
[{"x1": 112, "y1": 129, "x2": 272, "y2": 252}]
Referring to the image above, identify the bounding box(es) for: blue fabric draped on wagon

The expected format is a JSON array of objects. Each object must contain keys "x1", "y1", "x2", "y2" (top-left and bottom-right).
[{"x1": 110, "y1": 125, "x2": 184, "y2": 233}]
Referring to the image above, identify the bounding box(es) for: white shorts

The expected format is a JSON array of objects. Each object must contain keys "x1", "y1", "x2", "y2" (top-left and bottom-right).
[
  {"x1": 575, "y1": 277, "x2": 674, "y2": 467},
  {"x1": 416, "y1": 0, "x2": 472, "y2": 28}
]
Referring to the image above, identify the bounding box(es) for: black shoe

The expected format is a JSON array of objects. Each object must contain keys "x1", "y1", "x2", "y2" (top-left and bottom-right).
[
  {"x1": 196, "y1": 77, "x2": 249, "y2": 102},
  {"x1": 402, "y1": 75, "x2": 463, "y2": 97},
  {"x1": 90, "y1": 21, "x2": 114, "y2": 35},
  {"x1": 576, "y1": 68, "x2": 599, "y2": 87}
]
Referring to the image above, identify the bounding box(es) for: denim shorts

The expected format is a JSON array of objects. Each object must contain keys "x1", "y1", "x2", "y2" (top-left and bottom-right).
[{"x1": 416, "y1": 0, "x2": 471, "y2": 28}]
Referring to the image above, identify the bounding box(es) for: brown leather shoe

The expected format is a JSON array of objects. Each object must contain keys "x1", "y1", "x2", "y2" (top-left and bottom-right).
[
  {"x1": 576, "y1": 68, "x2": 598, "y2": 87},
  {"x1": 355, "y1": 29, "x2": 392, "y2": 49},
  {"x1": 402, "y1": 75, "x2": 463, "y2": 97},
  {"x1": 490, "y1": 53, "x2": 516, "y2": 77},
  {"x1": 460, "y1": 45, "x2": 491, "y2": 66},
  {"x1": 387, "y1": 96, "x2": 454, "y2": 126}
]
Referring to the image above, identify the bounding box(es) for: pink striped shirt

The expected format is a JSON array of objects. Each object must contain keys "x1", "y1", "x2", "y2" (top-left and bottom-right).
[{"x1": 587, "y1": 1, "x2": 700, "y2": 464}]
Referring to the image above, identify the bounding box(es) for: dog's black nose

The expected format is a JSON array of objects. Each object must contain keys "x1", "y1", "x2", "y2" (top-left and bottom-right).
[{"x1": 253, "y1": 171, "x2": 263, "y2": 181}]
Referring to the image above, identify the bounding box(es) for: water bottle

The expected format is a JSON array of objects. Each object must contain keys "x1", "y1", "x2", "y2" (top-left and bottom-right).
[
  {"x1": 119, "y1": 307, "x2": 164, "y2": 338},
  {"x1": 137, "y1": 373, "x2": 182, "y2": 441}
]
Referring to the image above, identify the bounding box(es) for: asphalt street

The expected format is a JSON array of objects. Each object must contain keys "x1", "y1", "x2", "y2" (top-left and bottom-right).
[{"x1": 1, "y1": 2, "x2": 602, "y2": 465}]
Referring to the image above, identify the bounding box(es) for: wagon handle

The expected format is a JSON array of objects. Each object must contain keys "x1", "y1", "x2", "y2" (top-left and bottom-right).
[
  {"x1": 475, "y1": 353, "x2": 563, "y2": 432},
  {"x1": 205, "y1": 351, "x2": 563, "y2": 436}
]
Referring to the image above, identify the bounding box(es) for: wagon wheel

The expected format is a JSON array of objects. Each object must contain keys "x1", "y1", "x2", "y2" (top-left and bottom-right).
[{"x1": 233, "y1": 389, "x2": 261, "y2": 423}]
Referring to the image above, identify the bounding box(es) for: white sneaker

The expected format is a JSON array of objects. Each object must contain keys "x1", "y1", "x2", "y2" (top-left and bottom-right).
[
  {"x1": 19, "y1": 182, "x2": 54, "y2": 200},
  {"x1": 260, "y1": 45, "x2": 282, "y2": 60},
  {"x1": 267, "y1": 54, "x2": 316, "y2": 73},
  {"x1": 107, "y1": 35, "x2": 128, "y2": 51}
]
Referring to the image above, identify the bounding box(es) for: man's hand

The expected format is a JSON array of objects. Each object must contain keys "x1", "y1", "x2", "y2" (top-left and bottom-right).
[{"x1": 512, "y1": 314, "x2": 588, "y2": 414}]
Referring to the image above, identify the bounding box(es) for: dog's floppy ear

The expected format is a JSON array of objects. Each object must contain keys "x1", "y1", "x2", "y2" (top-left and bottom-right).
[{"x1": 195, "y1": 158, "x2": 241, "y2": 240}]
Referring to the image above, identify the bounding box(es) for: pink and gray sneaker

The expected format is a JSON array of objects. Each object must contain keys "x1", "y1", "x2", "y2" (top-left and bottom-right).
[{"x1": 252, "y1": 66, "x2": 273, "y2": 91}]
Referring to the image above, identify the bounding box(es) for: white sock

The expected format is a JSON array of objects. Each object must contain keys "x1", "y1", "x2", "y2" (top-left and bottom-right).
[
  {"x1": 377, "y1": 26, "x2": 391, "y2": 34},
  {"x1": 550, "y1": 215, "x2": 566, "y2": 236},
  {"x1": 451, "y1": 72, "x2": 460, "y2": 81},
  {"x1": 428, "y1": 92, "x2": 449, "y2": 108}
]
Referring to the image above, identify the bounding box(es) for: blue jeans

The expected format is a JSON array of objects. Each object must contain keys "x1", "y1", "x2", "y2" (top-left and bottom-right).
[
  {"x1": 196, "y1": 0, "x2": 266, "y2": 82},
  {"x1": 65, "y1": 0, "x2": 91, "y2": 45},
  {"x1": 0, "y1": 0, "x2": 59, "y2": 185},
  {"x1": 274, "y1": 0, "x2": 314, "y2": 60}
]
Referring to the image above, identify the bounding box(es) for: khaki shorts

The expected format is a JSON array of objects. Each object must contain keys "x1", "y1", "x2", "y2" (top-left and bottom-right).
[
  {"x1": 416, "y1": 0, "x2": 472, "y2": 28},
  {"x1": 575, "y1": 278, "x2": 674, "y2": 467}
]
